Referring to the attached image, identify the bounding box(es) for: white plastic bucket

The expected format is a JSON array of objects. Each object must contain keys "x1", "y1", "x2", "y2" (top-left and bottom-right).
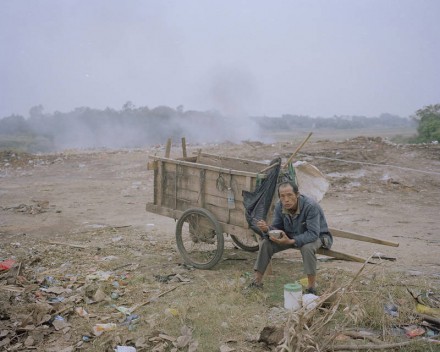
[{"x1": 284, "y1": 282, "x2": 302, "y2": 311}]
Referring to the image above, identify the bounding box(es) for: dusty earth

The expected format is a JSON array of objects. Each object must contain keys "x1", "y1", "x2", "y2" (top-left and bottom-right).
[{"x1": 0, "y1": 132, "x2": 440, "y2": 351}]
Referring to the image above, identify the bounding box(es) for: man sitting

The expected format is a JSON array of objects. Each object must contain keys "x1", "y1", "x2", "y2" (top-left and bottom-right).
[{"x1": 251, "y1": 181, "x2": 333, "y2": 294}]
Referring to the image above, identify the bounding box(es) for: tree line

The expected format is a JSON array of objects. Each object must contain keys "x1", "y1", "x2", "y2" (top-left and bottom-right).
[{"x1": 1, "y1": 102, "x2": 436, "y2": 153}]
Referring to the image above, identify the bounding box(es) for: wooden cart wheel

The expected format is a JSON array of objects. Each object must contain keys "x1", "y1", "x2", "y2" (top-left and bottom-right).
[
  {"x1": 230, "y1": 234, "x2": 259, "y2": 252},
  {"x1": 176, "y1": 208, "x2": 224, "y2": 270}
]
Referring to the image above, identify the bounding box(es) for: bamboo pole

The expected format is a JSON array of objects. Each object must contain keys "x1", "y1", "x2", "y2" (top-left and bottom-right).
[
  {"x1": 259, "y1": 132, "x2": 313, "y2": 173},
  {"x1": 282, "y1": 132, "x2": 313, "y2": 168}
]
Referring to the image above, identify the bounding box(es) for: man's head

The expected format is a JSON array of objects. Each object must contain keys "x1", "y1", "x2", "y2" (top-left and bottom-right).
[{"x1": 277, "y1": 181, "x2": 299, "y2": 211}]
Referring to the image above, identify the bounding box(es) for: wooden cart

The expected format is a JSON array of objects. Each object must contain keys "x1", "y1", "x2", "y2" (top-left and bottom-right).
[
  {"x1": 146, "y1": 140, "x2": 399, "y2": 269},
  {"x1": 146, "y1": 148, "x2": 269, "y2": 269}
]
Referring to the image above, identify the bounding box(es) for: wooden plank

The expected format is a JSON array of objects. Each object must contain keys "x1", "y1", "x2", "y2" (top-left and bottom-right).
[
  {"x1": 199, "y1": 153, "x2": 266, "y2": 168},
  {"x1": 162, "y1": 166, "x2": 254, "y2": 202},
  {"x1": 170, "y1": 186, "x2": 199, "y2": 204},
  {"x1": 176, "y1": 156, "x2": 197, "y2": 162},
  {"x1": 196, "y1": 153, "x2": 266, "y2": 173},
  {"x1": 162, "y1": 196, "x2": 192, "y2": 213},
  {"x1": 329, "y1": 228, "x2": 399, "y2": 247},
  {"x1": 146, "y1": 203, "x2": 180, "y2": 219},
  {"x1": 202, "y1": 202, "x2": 242, "y2": 225},
  {"x1": 205, "y1": 194, "x2": 244, "y2": 211},
  {"x1": 173, "y1": 163, "x2": 178, "y2": 209},
  {"x1": 145, "y1": 203, "x2": 251, "y2": 236},
  {"x1": 160, "y1": 194, "x2": 247, "y2": 227},
  {"x1": 160, "y1": 177, "x2": 249, "y2": 227},
  {"x1": 245, "y1": 176, "x2": 252, "y2": 191},
  {"x1": 163, "y1": 180, "x2": 248, "y2": 210},
  {"x1": 198, "y1": 169, "x2": 205, "y2": 208},
  {"x1": 156, "y1": 161, "x2": 164, "y2": 206},
  {"x1": 163, "y1": 160, "x2": 257, "y2": 186},
  {"x1": 181, "y1": 137, "x2": 187, "y2": 158},
  {"x1": 222, "y1": 223, "x2": 253, "y2": 237},
  {"x1": 317, "y1": 248, "x2": 367, "y2": 263},
  {"x1": 165, "y1": 138, "x2": 172, "y2": 157},
  {"x1": 147, "y1": 160, "x2": 157, "y2": 170},
  {"x1": 148, "y1": 155, "x2": 265, "y2": 178}
]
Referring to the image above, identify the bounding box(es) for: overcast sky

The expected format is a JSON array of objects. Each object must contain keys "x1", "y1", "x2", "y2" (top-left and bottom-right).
[{"x1": 1, "y1": 0, "x2": 439, "y2": 119}]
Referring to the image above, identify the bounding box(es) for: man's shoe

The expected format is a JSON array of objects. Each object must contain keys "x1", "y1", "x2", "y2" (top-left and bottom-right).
[
  {"x1": 304, "y1": 287, "x2": 318, "y2": 295},
  {"x1": 246, "y1": 281, "x2": 263, "y2": 290}
]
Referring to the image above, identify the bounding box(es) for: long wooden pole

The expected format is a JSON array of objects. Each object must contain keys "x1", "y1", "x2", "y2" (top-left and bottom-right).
[
  {"x1": 259, "y1": 132, "x2": 313, "y2": 173},
  {"x1": 282, "y1": 131, "x2": 313, "y2": 168},
  {"x1": 329, "y1": 228, "x2": 400, "y2": 247},
  {"x1": 317, "y1": 248, "x2": 368, "y2": 263}
]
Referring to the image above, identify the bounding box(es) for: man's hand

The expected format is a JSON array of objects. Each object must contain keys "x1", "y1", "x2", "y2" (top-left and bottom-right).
[
  {"x1": 256, "y1": 220, "x2": 269, "y2": 233},
  {"x1": 269, "y1": 231, "x2": 295, "y2": 246}
]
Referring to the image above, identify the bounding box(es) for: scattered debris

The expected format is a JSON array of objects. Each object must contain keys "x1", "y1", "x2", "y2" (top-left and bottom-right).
[
  {"x1": 372, "y1": 252, "x2": 396, "y2": 261},
  {"x1": 383, "y1": 303, "x2": 399, "y2": 317},
  {"x1": 2, "y1": 200, "x2": 51, "y2": 214},
  {"x1": 92, "y1": 323, "x2": 117, "y2": 336},
  {"x1": 258, "y1": 326, "x2": 284, "y2": 346},
  {"x1": 0, "y1": 258, "x2": 16, "y2": 271}
]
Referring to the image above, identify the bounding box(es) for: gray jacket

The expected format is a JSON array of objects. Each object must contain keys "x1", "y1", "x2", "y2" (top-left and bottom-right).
[{"x1": 270, "y1": 194, "x2": 333, "y2": 248}]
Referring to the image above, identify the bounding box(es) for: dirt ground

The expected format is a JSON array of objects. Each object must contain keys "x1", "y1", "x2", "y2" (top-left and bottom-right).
[{"x1": 1, "y1": 131, "x2": 439, "y2": 351}]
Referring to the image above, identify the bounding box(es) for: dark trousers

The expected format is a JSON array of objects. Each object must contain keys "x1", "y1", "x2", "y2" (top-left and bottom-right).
[{"x1": 254, "y1": 238, "x2": 322, "y2": 275}]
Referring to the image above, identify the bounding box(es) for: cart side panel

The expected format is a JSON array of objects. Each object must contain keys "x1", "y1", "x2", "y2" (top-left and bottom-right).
[
  {"x1": 162, "y1": 162, "x2": 257, "y2": 202},
  {"x1": 159, "y1": 160, "x2": 258, "y2": 229}
]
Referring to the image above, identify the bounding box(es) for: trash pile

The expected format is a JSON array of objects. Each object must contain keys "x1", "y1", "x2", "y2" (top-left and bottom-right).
[
  {"x1": 266, "y1": 261, "x2": 440, "y2": 351},
  {"x1": 0, "y1": 254, "x2": 196, "y2": 351}
]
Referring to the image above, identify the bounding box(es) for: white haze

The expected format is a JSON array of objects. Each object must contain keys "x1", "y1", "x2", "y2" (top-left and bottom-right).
[{"x1": 1, "y1": 1, "x2": 439, "y2": 149}]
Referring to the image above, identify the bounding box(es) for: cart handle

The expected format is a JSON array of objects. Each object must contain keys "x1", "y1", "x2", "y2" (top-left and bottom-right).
[{"x1": 259, "y1": 132, "x2": 313, "y2": 173}]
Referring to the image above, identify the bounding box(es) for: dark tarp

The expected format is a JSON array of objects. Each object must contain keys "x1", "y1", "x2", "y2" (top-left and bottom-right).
[{"x1": 242, "y1": 158, "x2": 282, "y2": 238}]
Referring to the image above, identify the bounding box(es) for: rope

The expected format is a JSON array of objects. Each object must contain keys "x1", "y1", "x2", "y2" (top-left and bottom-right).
[
  {"x1": 216, "y1": 174, "x2": 228, "y2": 192},
  {"x1": 302, "y1": 154, "x2": 440, "y2": 176}
]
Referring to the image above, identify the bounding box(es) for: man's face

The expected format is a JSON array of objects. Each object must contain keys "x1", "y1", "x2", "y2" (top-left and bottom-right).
[{"x1": 279, "y1": 185, "x2": 298, "y2": 210}]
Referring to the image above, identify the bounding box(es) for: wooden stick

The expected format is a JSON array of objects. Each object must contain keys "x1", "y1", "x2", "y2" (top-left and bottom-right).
[
  {"x1": 259, "y1": 133, "x2": 313, "y2": 173},
  {"x1": 282, "y1": 132, "x2": 313, "y2": 168},
  {"x1": 130, "y1": 283, "x2": 187, "y2": 313},
  {"x1": 112, "y1": 263, "x2": 133, "y2": 271},
  {"x1": 165, "y1": 138, "x2": 172, "y2": 158},
  {"x1": 0, "y1": 285, "x2": 25, "y2": 293},
  {"x1": 43, "y1": 241, "x2": 89, "y2": 249},
  {"x1": 181, "y1": 137, "x2": 187, "y2": 158},
  {"x1": 329, "y1": 228, "x2": 400, "y2": 247},
  {"x1": 331, "y1": 340, "x2": 413, "y2": 351},
  {"x1": 317, "y1": 248, "x2": 368, "y2": 263},
  {"x1": 259, "y1": 161, "x2": 279, "y2": 173},
  {"x1": 35, "y1": 304, "x2": 74, "y2": 327},
  {"x1": 341, "y1": 331, "x2": 383, "y2": 344},
  {"x1": 416, "y1": 313, "x2": 440, "y2": 325},
  {"x1": 112, "y1": 225, "x2": 132, "y2": 229}
]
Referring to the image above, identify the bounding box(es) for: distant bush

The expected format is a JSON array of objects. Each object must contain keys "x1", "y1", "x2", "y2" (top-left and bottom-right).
[{"x1": 413, "y1": 104, "x2": 440, "y2": 143}]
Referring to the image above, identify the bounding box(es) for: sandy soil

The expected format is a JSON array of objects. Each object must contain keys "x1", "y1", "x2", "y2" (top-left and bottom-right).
[
  {"x1": 1, "y1": 133, "x2": 439, "y2": 350},
  {"x1": 4, "y1": 135, "x2": 439, "y2": 274}
]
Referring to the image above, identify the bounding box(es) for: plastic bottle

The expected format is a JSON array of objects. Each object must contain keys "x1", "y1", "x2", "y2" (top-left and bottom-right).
[{"x1": 284, "y1": 282, "x2": 302, "y2": 311}]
